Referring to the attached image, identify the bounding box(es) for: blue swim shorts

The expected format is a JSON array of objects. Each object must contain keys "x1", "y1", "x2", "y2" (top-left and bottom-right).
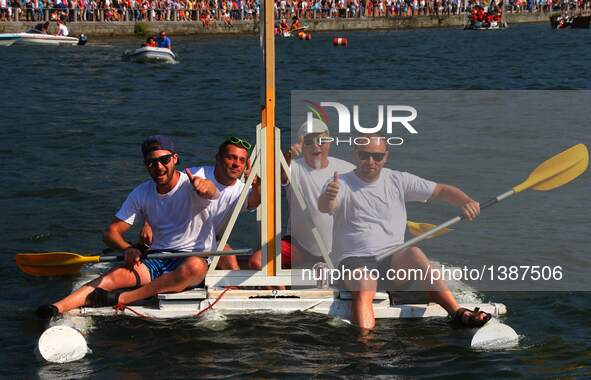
[
  {"x1": 142, "y1": 256, "x2": 212, "y2": 281},
  {"x1": 142, "y1": 257, "x2": 186, "y2": 280}
]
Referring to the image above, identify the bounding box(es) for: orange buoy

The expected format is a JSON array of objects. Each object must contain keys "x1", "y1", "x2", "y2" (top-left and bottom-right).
[{"x1": 332, "y1": 37, "x2": 348, "y2": 46}]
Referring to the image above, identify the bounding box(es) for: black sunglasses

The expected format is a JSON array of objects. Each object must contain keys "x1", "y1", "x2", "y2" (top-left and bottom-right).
[
  {"x1": 145, "y1": 153, "x2": 174, "y2": 168},
  {"x1": 357, "y1": 151, "x2": 386, "y2": 162}
]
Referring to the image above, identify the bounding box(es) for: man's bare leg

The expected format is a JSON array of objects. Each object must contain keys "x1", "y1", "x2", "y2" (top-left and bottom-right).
[
  {"x1": 119, "y1": 256, "x2": 208, "y2": 304},
  {"x1": 217, "y1": 243, "x2": 240, "y2": 270},
  {"x1": 346, "y1": 270, "x2": 378, "y2": 334},
  {"x1": 53, "y1": 265, "x2": 151, "y2": 313},
  {"x1": 391, "y1": 247, "x2": 486, "y2": 323},
  {"x1": 248, "y1": 249, "x2": 263, "y2": 270}
]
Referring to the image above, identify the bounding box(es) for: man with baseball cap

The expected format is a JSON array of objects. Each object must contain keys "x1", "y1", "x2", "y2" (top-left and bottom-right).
[
  {"x1": 156, "y1": 30, "x2": 171, "y2": 49},
  {"x1": 248, "y1": 118, "x2": 354, "y2": 272},
  {"x1": 36, "y1": 135, "x2": 219, "y2": 318}
]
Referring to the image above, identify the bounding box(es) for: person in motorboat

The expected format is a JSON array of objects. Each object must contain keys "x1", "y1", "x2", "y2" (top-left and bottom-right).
[
  {"x1": 318, "y1": 133, "x2": 492, "y2": 333},
  {"x1": 30, "y1": 21, "x2": 50, "y2": 34},
  {"x1": 290, "y1": 15, "x2": 302, "y2": 31},
  {"x1": 248, "y1": 119, "x2": 355, "y2": 273},
  {"x1": 143, "y1": 36, "x2": 158, "y2": 47},
  {"x1": 35, "y1": 135, "x2": 220, "y2": 319},
  {"x1": 56, "y1": 18, "x2": 69, "y2": 37},
  {"x1": 156, "y1": 30, "x2": 171, "y2": 49},
  {"x1": 279, "y1": 18, "x2": 289, "y2": 35},
  {"x1": 140, "y1": 137, "x2": 261, "y2": 271}
]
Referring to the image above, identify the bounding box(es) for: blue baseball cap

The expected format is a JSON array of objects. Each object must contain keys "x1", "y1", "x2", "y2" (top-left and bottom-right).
[{"x1": 141, "y1": 135, "x2": 176, "y2": 158}]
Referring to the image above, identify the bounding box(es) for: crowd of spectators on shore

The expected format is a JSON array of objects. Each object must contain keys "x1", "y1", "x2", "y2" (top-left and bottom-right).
[{"x1": 0, "y1": 0, "x2": 588, "y2": 24}]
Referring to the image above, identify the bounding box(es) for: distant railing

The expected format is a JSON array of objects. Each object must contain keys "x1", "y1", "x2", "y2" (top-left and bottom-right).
[{"x1": 0, "y1": 0, "x2": 589, "y2": 23}]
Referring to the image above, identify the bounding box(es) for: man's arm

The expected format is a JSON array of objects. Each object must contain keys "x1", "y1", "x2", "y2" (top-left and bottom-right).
[
  {"x1": 247, "y1": 176, "x2": 261, "y2": 210},
  {"x1": 103, "y1": 218, "x2": 144, "y2": 267},
  {"x1": 281, "y1": 137, "x2": 303, "y2": 185},
  {"x1": 318, "y1": 172, "x2": 340, "y2": 214},
  {"x1": 430, "y1": 183, "x2": 480, "y2": 220},
  {"x1": 103, "y1": 218, "x2": 133, "y2": 250}
]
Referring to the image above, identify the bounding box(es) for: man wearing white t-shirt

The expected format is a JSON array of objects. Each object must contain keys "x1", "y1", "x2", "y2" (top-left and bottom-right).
[
  {"x1": 140, "y1": 137, "x2": 260, "y2": 270},
  {"x1": 249, "y1": 119, "x2": 354, "y2": 271},
  {"x1": 318, "y1": 134, "x2": 491, "y2": 332},
  {"x1": 189, "y1": 137, "x2": 261, "y2": 270},
  {"x1": 56, "y1": 18, "x2": 69, "y2": 36},
  {"x1": 36, "y1": 136, "x2": 219, "y2": 318}
]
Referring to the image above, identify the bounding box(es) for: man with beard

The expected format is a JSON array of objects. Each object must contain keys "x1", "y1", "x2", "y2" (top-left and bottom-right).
[
  {"x1": 249, "y1": 119, "x2": 354, "y2": 271},
  {"x1": 318, "y1": 134, "x2": 491, "y2": 333},
  {"x1": 141, "y1": 137, "x2": 261, "y2": 270},
  {"x1": 36, "y1": 135, "x2": 219, "y2": 318}
]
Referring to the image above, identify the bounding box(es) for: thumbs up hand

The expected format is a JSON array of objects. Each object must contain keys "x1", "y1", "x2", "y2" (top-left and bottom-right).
[
  {"x1": 324, "y1": 171, "x2": 340, "y2": 200},
  {"x1": 185, "y1": 168, "x2": 218, "y2": 199}
]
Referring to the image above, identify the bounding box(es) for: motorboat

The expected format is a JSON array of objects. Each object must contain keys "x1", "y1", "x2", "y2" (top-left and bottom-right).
[
  {"x1": 0, "y1": 29, "x2": 87, "y2": 46},
  {"x1": 550, "y1": 14, "x2": 591, "y2": 29},
  {"x1": 122, "y1": 46, "x2": 177, "y2": 64}
]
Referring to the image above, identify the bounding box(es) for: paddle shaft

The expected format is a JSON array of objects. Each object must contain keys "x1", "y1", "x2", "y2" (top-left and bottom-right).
[
  {"x1": 99, "y1": 249, "x2": 252, "y2": 263},
  {"x1": 376, "y1": 190, "x2": 515, "y2": 261}
]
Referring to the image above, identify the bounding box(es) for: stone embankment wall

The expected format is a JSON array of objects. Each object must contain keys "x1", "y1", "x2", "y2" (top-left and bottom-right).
[{"x1": 0, "y1": 13, "x2": 549, "y2": 36}]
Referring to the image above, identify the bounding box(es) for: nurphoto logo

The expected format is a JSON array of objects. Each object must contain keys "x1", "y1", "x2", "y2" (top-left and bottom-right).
[{"x1": 306, "y1": 101, "x2": 419, "y2": 146}]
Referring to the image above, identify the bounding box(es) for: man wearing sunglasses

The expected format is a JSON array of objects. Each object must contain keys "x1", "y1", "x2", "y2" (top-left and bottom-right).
[
  {"x1": 36, "y1": 135, "x2": 220, "y2": 318},
  {"x1": 249, "y1": 118, "x2": 354, "y2": 272},
  {"x1": 318, "y1": 134, "x2": 490, "y2": 333},
  {"x1": 138, "y1": 137, "x2": 260, "y2": 271}
]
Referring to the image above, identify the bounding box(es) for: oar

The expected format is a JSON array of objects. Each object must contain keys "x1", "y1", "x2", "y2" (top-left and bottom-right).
[
  {"x1": 378, "y1": 143, "x2": 588, "y2": 261},
  {"x1": 407, "y1": 221, "x2": 453, "y2": 238},
  {"x1": 16, "y1": 249, "x2": 252, "y2": 277}
]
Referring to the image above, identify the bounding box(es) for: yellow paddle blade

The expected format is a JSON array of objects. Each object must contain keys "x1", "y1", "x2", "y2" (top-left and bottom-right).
[
  {"x1": 15, "y1": 252, "x2": 100, "y2": 277},
  {"x1": 513, "y1": 144, "x2": 589, "y2": 193},
  {"x1": 407, "y1": 220, "x2": 453, "y2": 239}
]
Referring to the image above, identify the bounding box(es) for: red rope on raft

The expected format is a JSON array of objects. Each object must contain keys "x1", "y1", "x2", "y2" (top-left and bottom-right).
[
  {"x1": 111, "y1": 286, "x2": 239, "y2": 320},
  {"x1": 193, "y1": 286, "x2": 239, "y2": 318}
]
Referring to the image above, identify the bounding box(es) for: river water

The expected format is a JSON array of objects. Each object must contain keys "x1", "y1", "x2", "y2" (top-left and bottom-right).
[{"x1": 1, "y1": 23, "x2": 591, "y2": 378}]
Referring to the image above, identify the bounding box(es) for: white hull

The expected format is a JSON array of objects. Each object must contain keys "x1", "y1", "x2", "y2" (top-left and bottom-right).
[
  {"x1": 122, "y1": 47, "x2": 177, "y2": 64},
  {"x1": 66, "y1": 288, "x2": 507, "y2": 321},
  {"x1": 13, "y1": 33, "x2": 80, "y2": 46},
  {"x1": 0, "y1": 34, "x2": 20, "y2": 46}
]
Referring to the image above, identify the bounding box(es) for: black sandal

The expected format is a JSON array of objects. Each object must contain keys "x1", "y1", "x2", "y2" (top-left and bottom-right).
[
  {"x1": 452, "y1": 307, "x2": 492, "y2": 328},
  {"x1": 86, "y1": 288, "x2": 123, "y2": 307}
]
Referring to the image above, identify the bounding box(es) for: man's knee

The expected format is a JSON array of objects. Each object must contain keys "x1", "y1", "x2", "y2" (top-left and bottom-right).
[{"x1": 177, "y1": 257, "x2": 208, "y2": 282}]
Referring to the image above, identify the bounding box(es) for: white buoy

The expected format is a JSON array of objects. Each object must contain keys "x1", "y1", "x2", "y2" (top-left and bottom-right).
[
  {"x1": 37, "y1": 325, "x2": 88, "y2": 363},
  {"x1": 471, "y1": 320, "x2": 519, "y2": 350}
]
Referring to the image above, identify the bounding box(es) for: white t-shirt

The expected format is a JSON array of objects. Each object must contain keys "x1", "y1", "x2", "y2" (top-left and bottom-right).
[
  {"x1": 288, "y1": 156, "x2": 355, "y2": 256},
  {"x1": 115, "y1": 171, "x2": 216, "y2": 252},
  {"x1": 189, "y1": 165, "x2": 249, "y2": 236},
  {"x1": 330, "y1": 168, "x2": 436, "y2": 262},
  {"x1": 57, "y1": 24, "x2": 69, "y2": 36}
]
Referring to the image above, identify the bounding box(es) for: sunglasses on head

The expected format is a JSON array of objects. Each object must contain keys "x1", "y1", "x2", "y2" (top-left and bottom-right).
[
  {"x1": 145, "y1": 153, "x2": 174, "y2": 168},
  {"x1": 228, "y1": 136, "x2": 253, "y2": 152},
  {"x1": 303, "y1": 134, "x2": 329, "y2": 147},
  {"x1": 357, "y1": 151, "x2": 386, "y2": 162}
]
